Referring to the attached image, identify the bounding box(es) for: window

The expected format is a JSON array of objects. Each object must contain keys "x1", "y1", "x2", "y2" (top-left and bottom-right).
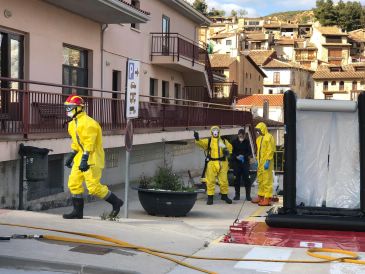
[
  {"x1": 339, "y1": 81, "x2": 344, "y2": 91},
  {"x1": 226, "y1": 40, "x2": 232, "y2": 46},
  {"x1": 273, "y1": 72, "x2": 280, "y2": 84},
  {"x1": 149, "y1": 78, "x2": 158, "y2": 102},
  {"x1": 245, "y1": 87, "x2": 247, "y2": 94},
  {"x1": 250, "y1": 73, "x2": 251, "y2": 79},
  {"x1": 174, "y1": 83, "x2": 182, "y2": 104},
  {"x1": 162, "y1": 15, "x2": 170, "y2": 54},
  {"x1": 269, "y1": 89, "x2": 273, "y2": 94},
  {"x1": 162, "y1": 80, "x2": 169, "y2": 103},
  {"x1": 62, "y1": 45, "x2": 88, "y2": 95},
  {"x1": 325, "y1": 94, "x2": 333, "y2": 100},
  {"x1": 331, "y1": 81, "x2": 336, "y2": 86},
  {"x1": 131, "y1": 1, "x2": 140, "y2": 29},
  {"x1": 323, "y1": 81, "x2": 328, "y2": 91},
  {"x1": 112, "y1": 70, "x2": 122, "y2": 124},
  {"x1": 246, "y1": 72, "x2": 248, "y2": 79}
]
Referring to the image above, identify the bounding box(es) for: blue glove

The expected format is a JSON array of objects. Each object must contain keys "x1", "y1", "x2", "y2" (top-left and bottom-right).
[
  {"x1": 237, "y1": 155, "x2": 244, "y2": 163},
  {"x1": 194, "y1": 131, "x2": 199, "y2": 141},
  {"x1": 264, "y1": 160, "x2": 270, "y2": 170},
  {"x1": 252, "y1": 161, "x2": 258, "y2": 170},
  {"x1": 79, "y1": 153, "x2": 90, "y2": 172}
]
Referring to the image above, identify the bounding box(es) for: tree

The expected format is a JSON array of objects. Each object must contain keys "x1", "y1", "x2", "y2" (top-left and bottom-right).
[
  {"x1": 231, "y1": 9, "x2": 237, "y2": 17},
  {"x1": 192, "y1": 0, "x2": 208, "y2": 15},
  {"x1": 238, "y1": 9, "x2": 247, "y2": 18},
  {"x1": 313, "y1": 0, "x2": 337, "y2": 26},
  {"x1": 208, "y1": 8, "x2": 226, "y2": 17}
]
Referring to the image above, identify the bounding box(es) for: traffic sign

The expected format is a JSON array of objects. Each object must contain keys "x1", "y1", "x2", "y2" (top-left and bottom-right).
[{"x1": 125, "y1": 59, "x2": 140, "y2": 119}]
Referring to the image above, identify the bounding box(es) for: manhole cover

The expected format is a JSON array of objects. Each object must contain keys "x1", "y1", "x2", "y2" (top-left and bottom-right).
[{"x1": 69, "y1": 245, "x2": 113, "y2": 255}]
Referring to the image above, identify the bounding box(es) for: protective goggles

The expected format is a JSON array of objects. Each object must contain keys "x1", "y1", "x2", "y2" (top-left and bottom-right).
[{"x1": 65, "y1": 105, "x2": 77, "y2": 112}]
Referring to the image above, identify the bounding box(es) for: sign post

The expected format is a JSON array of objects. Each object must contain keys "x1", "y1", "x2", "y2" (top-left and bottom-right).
[{"x1": 124, "y1": 59, "x2": 140, "y2": 218}]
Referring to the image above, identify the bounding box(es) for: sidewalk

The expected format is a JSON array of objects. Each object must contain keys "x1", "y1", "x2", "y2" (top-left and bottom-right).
[{"x1": 1, "y1": 184, "x2": 365, "y2": 274}]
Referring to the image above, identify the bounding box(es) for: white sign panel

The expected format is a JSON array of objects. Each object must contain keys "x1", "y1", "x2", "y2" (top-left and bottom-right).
[{"x1": 126, "y1": 59, "x2": 140, "y2": 119}]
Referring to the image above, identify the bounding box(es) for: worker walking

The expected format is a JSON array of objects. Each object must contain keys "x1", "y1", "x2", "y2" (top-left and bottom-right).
[
  {"x1": 231, "y1": 128, "x2": 252, "y2": 201},
  {"x1": 63, "y1": 95, "x2": 123, "y2": 219},
  {"x1": 194, "y1": 126, "x2": 233, "y2": 205},
  {"x1": 252, "y1": 122, "x2": 276, "y2": 206}
]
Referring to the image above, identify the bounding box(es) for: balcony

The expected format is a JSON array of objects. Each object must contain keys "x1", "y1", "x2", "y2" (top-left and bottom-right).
[
  {"x1": 0, "y1": 78, "x2": 251, "y2": 139},
  {"x1": 43, "y1": 0, "x2": 150, "y2": 24}
]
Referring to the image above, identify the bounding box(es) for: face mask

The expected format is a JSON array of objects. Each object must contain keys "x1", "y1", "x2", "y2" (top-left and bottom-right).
[
  {"x1": 66, "y1": 111, "x2": 74, "y2": 118},
  {"x1": 239, "y1": 137, "x2": 244, "y2": 142},
  {"x1": 66, "y1": 106, "x2": 77, "y2": 118},
  {"x1": 212, "y1": 129, "x2": 219, "y2": 138}
]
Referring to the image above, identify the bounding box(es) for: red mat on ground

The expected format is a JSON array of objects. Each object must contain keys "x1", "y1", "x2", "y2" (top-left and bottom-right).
[{"x1": 222, "y1": 221, "x2": 365, "y2": 252}]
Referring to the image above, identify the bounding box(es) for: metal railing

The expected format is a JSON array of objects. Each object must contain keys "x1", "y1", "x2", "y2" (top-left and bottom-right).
[
  {"x1": 0, "y1": 77, "x2": 252, "y2": 138},
  {"x1": 150, "y1": 33, "x2": 214, "y2": 92}
]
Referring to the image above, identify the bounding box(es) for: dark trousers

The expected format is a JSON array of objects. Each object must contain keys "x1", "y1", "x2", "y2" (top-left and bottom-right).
[{"x1": 233, "y1": 163, "x2": 250, "y2": 195}]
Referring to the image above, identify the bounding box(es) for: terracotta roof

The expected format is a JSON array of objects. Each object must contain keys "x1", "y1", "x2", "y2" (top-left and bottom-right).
[
  {"x1": 262, "y1": 58, "x2": 293, "y2": 69},
  {"x1": 317, "y1": 26, "x2": 348, "y2": 36},
  {"x1": 246, "y1": 32, "x2": 267, "y2": 41},
  {"x1": 313, "y1": 63, "x2": 365, "y2": 80},
  {"x1": 237, "y1": 94, "x2": 284, "y2": 107},
  {"x1": 281, "y1": 23, "x2": 298, "y2": 29},
  {"x1": 248, "y1": 50, "x2": 276, "y2": 66},
  {"x1": 275, "y1": 39, "x2": 295, "y2": 45},
  {"x1": 264, "y1": 23, "x2": 281, "y2": 29},
  {"x1": 211, "y1": 32, "x2": 235, "y2": 39},
  {"x1": 253, "y1": 116, "x2": 284, "y2": 128},
  {"x1": 210, "y1": 54, "x2": 236, "y2": 68},
  {"x1": 348, "y1": 29, "x2": 365, "y2": 42}
]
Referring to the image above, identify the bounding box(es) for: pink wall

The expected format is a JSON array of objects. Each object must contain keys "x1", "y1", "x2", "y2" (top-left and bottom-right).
[{"x1": 0, "y1": 0, "x2": 101, "y2": 89}]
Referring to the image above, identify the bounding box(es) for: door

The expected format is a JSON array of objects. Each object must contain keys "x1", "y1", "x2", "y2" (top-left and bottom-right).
[
  {"x1": 162, "y1": 15, "x2": 170, "y2": 55},
  {"x1": 0, "y1": 31, "x2": 24, "y2": 118}
]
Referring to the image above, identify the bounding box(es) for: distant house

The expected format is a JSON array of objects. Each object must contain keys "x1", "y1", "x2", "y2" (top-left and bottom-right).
[
  {"x1": 294, "y1": 40, "x2": 318, "y2": 70},
  {"x1": 210, "y1": 32, "x2": 238, "y2": 55},
  {"x1": 236, "y1": 94, "x2": 284, "y2": 122},
  {"x1": 313, "y1": 63, "x2": 365, "y2": 100},
  {"x1": 348, "y1": 29, "x2": 365, "y2": 63},
  {"x1": 310, "y1": 25, "x2": 350, "y2": 66},
  {"x1": 274, "y1": 38, "x2": 295, "y2": 61},
  {"x1": 210, "y1": 53, "x2": 266, "y2": 96},
  {"x1": 241, "y1": 32, "x2": 274, "y2": 50}
]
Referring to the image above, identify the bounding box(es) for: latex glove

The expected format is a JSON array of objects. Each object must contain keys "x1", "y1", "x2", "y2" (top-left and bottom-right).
[
  {"x1": 237, "y1": 155, "x2": 245, "y2": 163},
  {"x1": 194, "y1": 131, "x2": 199, "y2": 141},
  {"x1": 223, "y1": 148, "x2": 230, "y2": 157},
  {"x1": 264, "y1": 160, "x2": 270, "y2": 170},
  {"x1": 79, "y1": 153, "x2": 90, "y2": 172},
  {"x1": 252, "y1": 161, "x2": 258, "y2": 170},
  {"x1": 65, "y1": 151, "x2": 77, "y2": 169}
]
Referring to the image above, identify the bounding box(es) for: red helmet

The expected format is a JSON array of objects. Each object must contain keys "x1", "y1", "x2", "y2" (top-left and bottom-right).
[{"x1": 64, "y1": 95, "x2": 84, "y2": 107}]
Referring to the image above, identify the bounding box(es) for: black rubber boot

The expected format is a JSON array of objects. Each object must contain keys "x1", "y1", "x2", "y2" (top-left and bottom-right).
[
  {"x1": 221, "y1": 194, "x2": 233, "y2": 204},
  {"x1": 245, "y1": 186, "x2": 252, "y2": 201},
  {"x1": 233, "y1": 193, "x2": 240, "y2": 200},
  {"x1": 207, "y1": 195, "x2": 214, "y2": 205},
  {"x1": 63, "y1": 198, "x2": 84, "y2": 219},
  {"x1": 105, "y1": 192, "x2": 124, "y2": 218}
]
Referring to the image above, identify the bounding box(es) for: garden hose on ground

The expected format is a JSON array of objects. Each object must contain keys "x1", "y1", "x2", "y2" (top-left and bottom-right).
[{"x1": 1, "y1": 222, "x2": 365, "y2": 274}]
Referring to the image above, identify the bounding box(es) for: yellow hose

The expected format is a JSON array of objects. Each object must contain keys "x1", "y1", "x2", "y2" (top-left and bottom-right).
[{"x1": 2, "y1": 222, "x2": 365, "y2": 274}]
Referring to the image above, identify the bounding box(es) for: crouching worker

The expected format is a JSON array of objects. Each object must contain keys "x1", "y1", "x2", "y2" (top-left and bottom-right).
[
  {"x1": 194, "y1": 126, "x2": 233, "y2": 205},
  {"x1": 253, "y1": 122, "x2": 276, "y2": 206},
  {"x1": 63, "y1": 95, "x2": 123, "y2": 219}
]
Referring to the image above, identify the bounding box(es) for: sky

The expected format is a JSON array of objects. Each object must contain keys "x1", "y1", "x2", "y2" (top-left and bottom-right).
[{"x1": 187, "y1": 0, "x2": 365, "y2": 17}]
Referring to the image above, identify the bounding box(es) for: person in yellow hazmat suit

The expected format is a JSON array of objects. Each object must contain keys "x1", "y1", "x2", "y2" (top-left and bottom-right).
[
  {"x1": 63, "y1": 95, "x2": 123, "y2": 219},
  {"x1": 194, "y1": 126, "x2": 233, "y2": 205},
  {"x1": 252, "y1": 122, "x2": 276, "y2": 206}
]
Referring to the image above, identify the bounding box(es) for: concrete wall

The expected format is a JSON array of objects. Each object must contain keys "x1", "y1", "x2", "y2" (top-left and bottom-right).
[
  {"x1": 275, "y1": 45, "x2": 294, "y2": 61},
  {"x1": 0, "y1": 0, "x2": 101, "y2": 90}
]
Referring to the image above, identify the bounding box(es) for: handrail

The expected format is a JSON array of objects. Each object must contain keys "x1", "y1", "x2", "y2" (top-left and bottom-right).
[
  {"x1": 0, "y1": 77, "x2": 239, "y2": 109},
  {"x1": 150, "y1": 32, "x2": 206, "y2": 49}
]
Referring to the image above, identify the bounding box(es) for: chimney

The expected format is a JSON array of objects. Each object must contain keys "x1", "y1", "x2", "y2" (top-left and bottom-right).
[{"x1": 263, "y1": 99, "x2": 269, "y2": 120}]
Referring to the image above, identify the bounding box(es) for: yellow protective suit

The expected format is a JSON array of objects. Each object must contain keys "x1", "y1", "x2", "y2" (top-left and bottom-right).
[
  {"x1": 195, "y1": 126, "x2": 232, "y2": 196},
  {"x1": 255, "y1": 122, "x2": 276, "y2": 199},
  {"x1": 67, "y1": 111, "x2": 109, "y2": 199}
]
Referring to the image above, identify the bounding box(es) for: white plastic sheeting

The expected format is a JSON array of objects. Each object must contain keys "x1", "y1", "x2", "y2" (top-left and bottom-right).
[{"x1": 296, "y1": 111, "x2": 360, "y2": 208}]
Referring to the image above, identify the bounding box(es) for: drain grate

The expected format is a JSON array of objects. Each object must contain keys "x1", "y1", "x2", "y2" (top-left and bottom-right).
[{"x1": 69, "y1": 245, "x2": 113, "y2": 255}]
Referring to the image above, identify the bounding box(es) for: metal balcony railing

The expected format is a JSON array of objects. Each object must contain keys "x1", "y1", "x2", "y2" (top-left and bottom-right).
[
  {"x1": 150, "y1": 33, "x2": 214, "y2": 92},
  {"x1": 0, "y1": 77, "x2": 252, "y2": 138}
]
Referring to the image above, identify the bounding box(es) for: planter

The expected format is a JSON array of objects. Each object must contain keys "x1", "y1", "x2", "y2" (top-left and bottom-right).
[{"x1": 134, "y1": 187, "x2": 204, "y2": 217}]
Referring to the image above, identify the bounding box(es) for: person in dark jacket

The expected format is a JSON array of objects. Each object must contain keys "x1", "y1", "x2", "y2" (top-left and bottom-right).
[{"x1": 231, "y1": 128, "x2": 252, "y2": 200}]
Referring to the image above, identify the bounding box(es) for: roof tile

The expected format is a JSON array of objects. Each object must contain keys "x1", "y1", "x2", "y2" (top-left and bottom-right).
[{"x1": 237, "y1": 94, "x2": 284, "y2": 107}]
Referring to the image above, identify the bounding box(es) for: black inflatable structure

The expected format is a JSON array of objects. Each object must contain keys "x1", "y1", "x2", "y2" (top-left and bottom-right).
[{"x1": 266, "y1": 90, "x2": 365, "y2": 231}]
